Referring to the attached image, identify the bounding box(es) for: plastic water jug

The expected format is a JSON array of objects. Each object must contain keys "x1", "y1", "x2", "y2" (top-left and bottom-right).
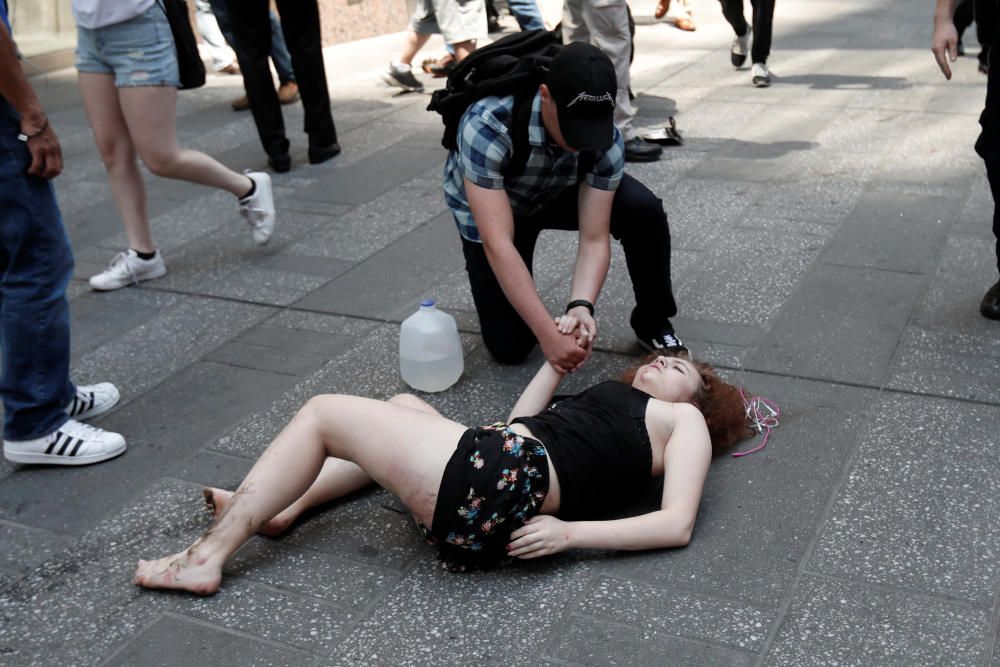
[{"x1": 399, "y1": 300, "x2": 464, "y2": 392}]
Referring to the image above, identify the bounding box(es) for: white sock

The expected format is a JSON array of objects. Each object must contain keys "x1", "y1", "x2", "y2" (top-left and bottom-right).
[{"x1": 391, "y1": 61, "x2": 412, "y2": 73}]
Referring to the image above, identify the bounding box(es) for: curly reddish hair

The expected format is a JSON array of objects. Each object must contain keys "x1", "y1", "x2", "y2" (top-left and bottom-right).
[{"x1": 620, "y1": 354, "x2": 754, "y2": 457}]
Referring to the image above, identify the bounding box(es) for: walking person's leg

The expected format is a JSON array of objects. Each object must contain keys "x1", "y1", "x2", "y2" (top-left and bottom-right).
[
  {"x1": 506, "y1": 0, "x2": 545, "y2": 31},
  {"x1": 194, "y1": 0, "x2": 237, "y2": 72},
  {"x1": 719, "y1": 0, "x2": 750, "y2": 68},
  {"x1": 976, "y1": 16, "x2": 1000, "y2": 318},
  {"x1": 228, "y1": 0, "x2": 289, "y2": 166},
  {"x1": 135, "y1": 395, "x2": 468, "y2": 594},
  {"x1": 749, "y1": 0, "x2": 775, "y2": 65},
  {"x1": 268, "y1": 10, "x2": 298, "y2": 87},
  {"x1": 273, "y1": 0, "x2": 339, "y2": 162}
]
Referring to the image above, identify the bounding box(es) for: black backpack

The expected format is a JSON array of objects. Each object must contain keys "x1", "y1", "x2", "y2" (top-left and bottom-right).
[{"x1": 427, "y1": 29, "x2": 565, "y2": 176}]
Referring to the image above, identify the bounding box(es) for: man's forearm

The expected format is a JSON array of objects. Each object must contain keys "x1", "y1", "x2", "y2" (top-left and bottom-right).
[
  {"x1": 0, "y1": 24, "x2": 45, "y2": 127},
  {"x1": 934, "y1": 0, "x2": 958, "y2": 21},
  {"x1": 484, "y1": 239, "x2": 561, "y2": 340},
  {"x1": 569, "y1": 238, "x2": 610, "y2": 305}
]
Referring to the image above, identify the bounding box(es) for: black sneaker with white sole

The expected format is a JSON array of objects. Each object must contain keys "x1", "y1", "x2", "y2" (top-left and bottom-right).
[
  {"x1": 381, "y1": 64, "x2": 424, "y2": 93},
  {"x1": 636, "y1": 329, "x2": 689, "y2": 357}
]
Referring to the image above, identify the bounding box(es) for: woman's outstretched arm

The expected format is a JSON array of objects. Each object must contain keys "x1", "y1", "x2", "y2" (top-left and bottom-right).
[
  {"x1": 508, "y1": 403, "x2": 712, "y2": 557},
  {"x1": 508, "y1": 361, "x2": 564, "y2": 421}
]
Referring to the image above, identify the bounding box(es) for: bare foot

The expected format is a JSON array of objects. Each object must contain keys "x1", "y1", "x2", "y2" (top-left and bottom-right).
[
  {"x1": 133, "y1": 549, "x2": 222, "y2": 595},
  {"x1": 203, "y1": 487, "x2": 292, "y2": 538}
]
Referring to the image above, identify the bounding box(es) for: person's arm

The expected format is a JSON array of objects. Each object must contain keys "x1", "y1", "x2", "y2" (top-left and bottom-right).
[
  {"x1": 563, "y1": 183, "x2": 613, "y2": 345},
  {"x1": 932, "y1": 0, "x2": 961, "y2": 80},
  {"x1": 507, "y1": 403, "x2": 712, "y2": 557},
  {"x1": 0, "y1": 21, "x2": 62, "y2": 178},
  {"x1": 507, "y1": 361, "x2": 564, "y2": 422},
  {"x1": 465, "y1": 178, "x2": 587, "y2": 373}
]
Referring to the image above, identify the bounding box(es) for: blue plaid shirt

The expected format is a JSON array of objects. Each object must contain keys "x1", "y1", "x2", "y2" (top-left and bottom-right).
[{"x1": 443, "y1": 91, "x2": 625, "y2": 242}]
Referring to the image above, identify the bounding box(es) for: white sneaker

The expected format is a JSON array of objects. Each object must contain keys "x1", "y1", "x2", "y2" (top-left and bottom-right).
[
  {"x1": 89, "y1": 250, "x2": 166, "y2": 291},
  {"x1": 239, "y1": 171, "x2": 276, "y2": 245},
  {"x1": 66, "y1": 382, "x2": 120, "y2": 421},
  {"x1": 4, "y1": 419, "x2": 126, "y2": 466},
  {"x1": 751, "y1": 62, "x2": 771, "y2": 87}
]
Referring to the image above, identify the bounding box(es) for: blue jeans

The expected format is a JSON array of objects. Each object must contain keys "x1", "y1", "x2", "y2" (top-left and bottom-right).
[
  {"x1": 507, "y1": 0, "x2": 545, "y2": 31},
  {"x1": 208, "y1": 0, "x2": 296, "y2": 84},
  {"x1": 0, "y1": 98, "x2": 75, "y2": 441}
]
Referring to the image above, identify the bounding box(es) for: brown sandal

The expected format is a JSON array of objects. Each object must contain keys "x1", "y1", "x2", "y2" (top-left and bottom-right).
[
  {"x1": 421, "y1": 53, "x2": 456, "y2": 78},
  {"x1": 654, "y1": 0, "x2": 671, "y2": 19}
]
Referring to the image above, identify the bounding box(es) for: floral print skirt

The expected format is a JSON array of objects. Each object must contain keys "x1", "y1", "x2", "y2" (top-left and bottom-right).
[{"x1": 429, "y1": 422, "x2": 550, "y2": 571}]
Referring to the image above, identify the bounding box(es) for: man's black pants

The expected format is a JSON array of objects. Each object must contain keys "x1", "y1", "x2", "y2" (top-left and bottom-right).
[
  {"x1": 461, "y1": 173, "x2": 678, "y2": 364},
  {"x1": 227, "y1": 0, "x2": 337, "y2": 159},
  {"x1": 718, "y1": 0, "x2": 775, "y2": 64},
  {"x1": 977, "y1": 10, "x2": 1000, "y2": 275}
]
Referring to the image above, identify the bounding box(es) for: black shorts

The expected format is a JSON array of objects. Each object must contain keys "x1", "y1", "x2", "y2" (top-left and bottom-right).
[{"x1": 430, "y1": 422, "x2": 549, "y2": 570}]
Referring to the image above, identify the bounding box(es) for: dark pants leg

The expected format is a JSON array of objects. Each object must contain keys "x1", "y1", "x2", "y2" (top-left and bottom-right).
[
  {"x1": 749, "y1": 0, "x2": 775, "y2": 64},
  {"x1": 227, "y1": 0, "x2": 288, "y2": 158},
  {"x1": 977, "y1": 27, "x2": 1000, "y2": 275},
  {"x1": 210, "y1": 0, "x2": 296, "y2": 84},
  {"x1": 461, "y1": 174, "x2": 677, "y2": 363},
  {"x1": 718, "y1": 0, "x2": 749, "y2": 38},
  {"x1": 956, "y1": 0, "x2": 974, "y2": 40},
  {"x1": 274, "y1": 0, "x2": 337, "y2": 149},
  {"x1": 0, "y1": 100, "x2": 75, "y2": 441}
]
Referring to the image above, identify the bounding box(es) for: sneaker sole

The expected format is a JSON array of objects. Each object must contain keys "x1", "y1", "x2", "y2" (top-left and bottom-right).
[
  {"x1": 636, "y1": 337, "x2": 691, "y2": 358},
  {"x1": 4, "y1": 440, "x2": 126, "y2": 466},
  {"x1": 752, "y1": 78, "x2": 771, "y2": 88},
  {"x1": 380, "y1": 72, "x2": 423, "y2": 93},
  {"x1": 89, "y1": 265, "x2": 167, "y2": 291}
]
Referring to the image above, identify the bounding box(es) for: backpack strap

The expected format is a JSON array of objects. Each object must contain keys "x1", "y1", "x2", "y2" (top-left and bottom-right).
[{"x1": 506, "y1": 89, "x2": 537, "y2": 177}]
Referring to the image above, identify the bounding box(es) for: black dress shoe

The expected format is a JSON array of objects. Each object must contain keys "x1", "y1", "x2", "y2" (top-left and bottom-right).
[
  {"x1": 268, "y1": 153, "x2": 291, "y2": 173},
  {"x1": 308, "y1": 142, "x2": 342, "y2": 165},
  {"x1": 981, "y1": 279, "x2": 1000, "y2": 320},
  {"x1": 623, "y1": 137, "x2": 663, "y2": 163}
]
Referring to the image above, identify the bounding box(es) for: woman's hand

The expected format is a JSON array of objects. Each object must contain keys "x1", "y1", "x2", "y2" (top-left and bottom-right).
[{"x1": 507, "y1": 515, "x2": 573, "y2": 559}]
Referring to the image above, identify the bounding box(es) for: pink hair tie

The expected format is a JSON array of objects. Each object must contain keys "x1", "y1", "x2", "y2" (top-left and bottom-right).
[{"x1": 733, "y1": 388, "x2": 780, "y2": 457}]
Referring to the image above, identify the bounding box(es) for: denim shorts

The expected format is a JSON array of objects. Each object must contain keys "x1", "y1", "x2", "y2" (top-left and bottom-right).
[
  {"x1": 411, "y1": 0, "x2": 487, "y2": 44},
  {"x1": 75, "y1": 6, "x2": 180, "y2": 88}
]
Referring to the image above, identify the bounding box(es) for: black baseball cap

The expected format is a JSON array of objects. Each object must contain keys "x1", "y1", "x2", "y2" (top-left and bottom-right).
[{"x1": 545, "y1": 42, "x2": 617, "y2": 151}]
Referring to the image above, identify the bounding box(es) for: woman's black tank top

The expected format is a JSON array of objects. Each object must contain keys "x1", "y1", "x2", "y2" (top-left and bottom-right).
[{"x1": 511, "y1": 381, "x2": 653, "y2": 521}]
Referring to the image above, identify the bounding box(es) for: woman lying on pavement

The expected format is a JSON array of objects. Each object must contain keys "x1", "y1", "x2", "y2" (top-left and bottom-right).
[{"x1": 134, "y1": 336, "x2": 753, "y2": 594}]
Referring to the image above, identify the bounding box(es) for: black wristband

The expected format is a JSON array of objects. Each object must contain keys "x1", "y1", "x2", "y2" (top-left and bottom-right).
[
  {"x1": 17, "y1": 118, "x2": 48, "y2": 143},
  {"x1": 565, "y1": 299, "x2": 594, "y2": 316}
]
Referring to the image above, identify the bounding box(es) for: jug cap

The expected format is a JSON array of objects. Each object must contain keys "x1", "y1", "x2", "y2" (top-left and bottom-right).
[{"x1": 421, "y1": 299, "x2": 435, "y2": 307}]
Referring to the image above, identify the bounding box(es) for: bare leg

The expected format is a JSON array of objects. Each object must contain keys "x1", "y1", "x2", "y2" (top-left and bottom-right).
[
  {"x1": 135, "y1": 395, "x2": 466, "y2": 594},
  {"x1": 398, "y1": 31, "x2": 432, "y2": 65},
  {"x1": 117, "y1": 86, "x2": 252, "y2": 197},
  {"x1": 451, "y1": 39, "x2": 476, "y2": 62},
  {"x1": 202, "y1": 394, "x2": 444, "y2": 536},
  {"x1": 78, "y1": 73, "x2": 155, "y2": 253}
]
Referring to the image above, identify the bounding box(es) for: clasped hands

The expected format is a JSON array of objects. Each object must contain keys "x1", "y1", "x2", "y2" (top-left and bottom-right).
[{"x1": 542, "y1": 305, "x2": 597, "y2": 374}]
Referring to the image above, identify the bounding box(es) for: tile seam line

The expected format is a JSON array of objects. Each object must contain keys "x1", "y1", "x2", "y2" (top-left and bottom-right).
[
  {"x1": 539, "y1": 566, "x2": 602, "y2": 660},
  {"x1": 800, "y1": 569, "x2": 995, "y2": 612},
  {"x1": 750, "y1": 383, "x2": 885, "y2": 665}
]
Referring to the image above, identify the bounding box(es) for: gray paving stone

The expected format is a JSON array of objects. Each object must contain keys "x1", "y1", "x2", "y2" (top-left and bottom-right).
[
  {"x1": 808, "y1": 393, "x2": 1000, "y2": 604},
  {"x1": 573, "y1": 576, "x2": 773, "y2": 651},
  {"x1": 0, "y1": 520, "x2": 71, "y2": 580},
  {"x1": 295, "y1": 141, "x2": 445, "y2": 206},
  {"x1": 820, "y1": 191, "x2": 960, "y2": 273},
  {"x1": 169, "y1": 577, "x2": 355, "y2": 653},
  {"x1": 745, "y1": 264, "x2": 925, "y2": 386},
  {"x1": 69, "y1": 292, "x2": 162, "y2": 362},
  {"x1": 294, "y1": 212, "x2": 464, "y2": 320},
  {"x1": 912, "y1": 235, "x2": 1000, "y2": 337},
  {"x1": 887, "y1": 326, "x2": 1000, "y2": 403},
  {"x1": 328, "y1": 557, "x2": 596, "y2": 665},
  {"x1": 104, "y1": 613, "x2": 309, "y2": 667},
  {"x1": 0, "y1": 361, "x2": 299, "y2": 535},
  {"x1": 546, "y1": 615, "x2": 755, "y2": 667},
  {"x1": 600, "y1": 372, "x2": 876, "y2": 608},
  {"x1": 667, "y1": 178, "x2": 762, "y2": 251},
  {"x1": 68, "y1": 293, "x2": 275, "y2": 400},
  {"x1": 764, "y1": 575, "x2": 991, "y2": 666},
  {"x1": 226, "y1": 536, "x2": 404, "y2": 608},
  {"x1": 746, "y1": 178, "x2": 863, "y2": 225},
  {"x1": 203, "y1": 341, "x2": 333, "y2": 377}
]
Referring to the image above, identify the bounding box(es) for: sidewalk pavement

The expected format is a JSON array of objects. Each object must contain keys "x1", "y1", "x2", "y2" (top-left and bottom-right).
[{"x1": 3, "y1": 0, "x2": 1000, "y2": 664}]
